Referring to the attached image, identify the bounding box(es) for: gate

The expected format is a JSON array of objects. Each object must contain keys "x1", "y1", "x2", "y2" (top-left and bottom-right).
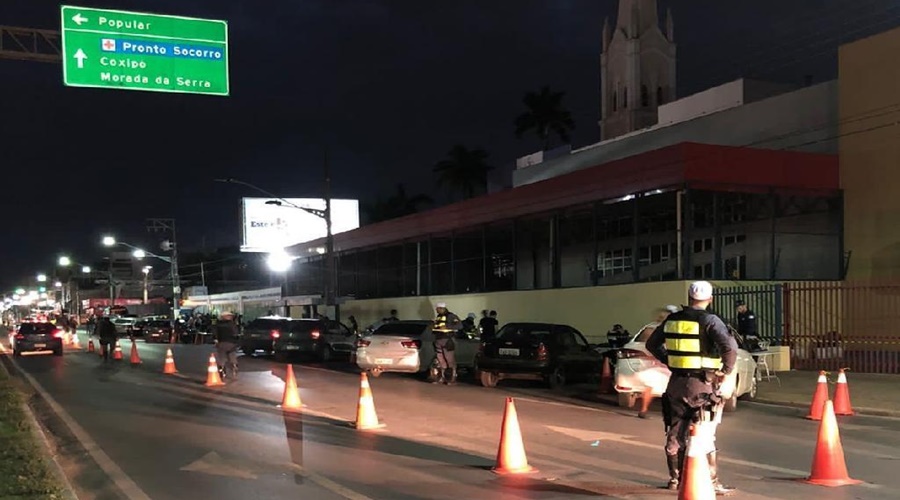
[{"x1": 714, "y1": 284, "x2": 783, "y2": 345}]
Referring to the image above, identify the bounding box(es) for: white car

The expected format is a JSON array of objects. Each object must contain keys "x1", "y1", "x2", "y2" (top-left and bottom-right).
[
  {"x1": 356, "y1": 320, "x2": 480, "y2": 379},
  {"x1": 614, "y1": 322, "x2": 758, "y2": 412}
]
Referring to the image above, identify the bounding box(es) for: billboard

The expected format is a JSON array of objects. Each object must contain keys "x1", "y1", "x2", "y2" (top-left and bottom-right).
[{"x1": 240, "y1": 197, "x2": 360, "y2": 253}]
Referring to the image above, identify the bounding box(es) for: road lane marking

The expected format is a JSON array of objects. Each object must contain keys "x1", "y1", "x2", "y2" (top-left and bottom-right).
[
  {"x1": 515, "y1": 396, "x2": 616, "y2": 414},
  {"x1": 181, "y1": 451, "x2": 259, "y2": 479},
  {"x1": 1, "y1": 346, "x2": 153, "y2": 500}
]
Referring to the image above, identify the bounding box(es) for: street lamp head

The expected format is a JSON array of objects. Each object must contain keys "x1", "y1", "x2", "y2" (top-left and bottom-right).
[
  {"x1": 36, "y1": 273, "x2": 47, "y2": 282},
  {"x1": 142, "y1": 266, "x2": 152, "y2": 274},
  {"x1": 54, "y1": 281, "x2": 63, "y2": 288},
  {"x1": 58, "y1": 256, "x2": 72, "y2": 267},
  {"x1": 81, "y1": 266, "x2": 91, "y2": 274},
  {"x1": 102, "y1": 236, "x2": 116, "y2": 247},
  {"x1": 132, "y1": 249, "x2": 147, "y2": 259},
  {"x1": 266, "y1": 249, "x2": 293, "y2": 273}
]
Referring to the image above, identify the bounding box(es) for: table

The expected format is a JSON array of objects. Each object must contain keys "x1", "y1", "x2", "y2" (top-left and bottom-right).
[{"x1": 752, "y1": 350, "x2": 780, "y2": 384}]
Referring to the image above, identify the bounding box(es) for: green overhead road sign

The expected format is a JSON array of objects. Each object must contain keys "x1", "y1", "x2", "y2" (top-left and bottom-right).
[{"x1": 60, "y1": 5, "x2": 229, "y2": 96}]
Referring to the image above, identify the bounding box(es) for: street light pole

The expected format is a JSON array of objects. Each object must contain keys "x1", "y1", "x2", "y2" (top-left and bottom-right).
[{"x1": 323, "y1": 148, "x2": 337, "y2": 320}]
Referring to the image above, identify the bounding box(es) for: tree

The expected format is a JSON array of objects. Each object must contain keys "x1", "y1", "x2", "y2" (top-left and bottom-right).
[
  {"x1": 362, "y1": 183, "x2": 433, "y2": 224},
  {"x1": 514, "y1": 85, "x2": 576, "y2": 150},
  {"x1": 433, "y1": 145, "x2": 493, "y2": 200}
]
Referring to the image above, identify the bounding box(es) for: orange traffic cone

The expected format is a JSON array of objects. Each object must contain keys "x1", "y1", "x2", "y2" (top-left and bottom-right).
[
  {"x1": 805, "y1": 400, "x2": 862, "y2": 487},
  {"x1": 806, "y1": 371, "x2": 829, "y2": 421},
  {"x1": 162, "y1": 348, "x2": 178, "y2": 374},
  {"x1": 280, "y1": 365, "x2": 303, "y2": 411},
  {"x1": 205, "y1": 353, "x2": 225, "y2": 387},
  {"x1": 113, "y1": 344, "x2": 123, "y2": 361},
  {"x1": 130, "y1": 339, "x2": 142, "y2": 365},
  {"x1": 678, "y1": 424, "x2": 716, "y2": 500},
  {"x1": 87, "y1": 339, "x2": 95, "y2": 353},
  {"x1": 353, "y1": 372, "x2": 385, "y2": 430},
  {"x1": 492, "y1": 397, "x2": 537, "y2": 475},
  {"x1": 833, "y1": 369, "x2": 854, "y2": 416},
  {"x1": 599, "y1": 357, "x2": 614, "y2": 394}
]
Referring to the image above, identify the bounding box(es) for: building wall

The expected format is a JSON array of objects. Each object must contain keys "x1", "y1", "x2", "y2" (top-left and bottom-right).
[
  {"x1": 515, "y1": 81, "x2": 838, "y2": 187},
  {"x1": 341, "y1": 280, "x2": 693, "y2": 343},
  {"x1": 839, "y1": 27, "x2": 900, "y2": 281}
]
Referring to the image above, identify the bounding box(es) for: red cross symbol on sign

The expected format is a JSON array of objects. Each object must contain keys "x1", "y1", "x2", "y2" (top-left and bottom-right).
[{"x1": 101, "y1": 39, "x2": 116, "y2": 51}]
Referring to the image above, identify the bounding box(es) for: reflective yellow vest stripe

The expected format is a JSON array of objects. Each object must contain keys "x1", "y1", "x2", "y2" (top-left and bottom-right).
[{"x1": 663, "y1": 319, "x2": 722, "y2": 371}]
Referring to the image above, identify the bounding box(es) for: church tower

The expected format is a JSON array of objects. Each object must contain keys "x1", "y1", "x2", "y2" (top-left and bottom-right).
[{"x1": 599, "y1": 0, "x2": 676, "y2": 140}]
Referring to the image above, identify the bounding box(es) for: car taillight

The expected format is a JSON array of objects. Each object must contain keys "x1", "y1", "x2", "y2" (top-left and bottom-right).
[
  {"x1": 617, "y1": 348, "x2": 649, "y2": 360},
  {"x1": 310, "y1": 330, "x2": 321, "y2": 340},
  {"x1": 52, "y1": 329, "x2": 64, "y2": 339},
  {"x1": 400, "y1": 340, "x2": 421, "y2": 349},
  {"x1": 14, "y1": 334, "x2": 24, "y2": 340},
  {"x1": 536, "y1": 343, "x2": 548, "y2": 361},
  {"x1": 356, "y1": 338, "x2": 371, "y2": 348},
  {"x1": 271, "y1": 330, "x2": 281, "y2": 339}
]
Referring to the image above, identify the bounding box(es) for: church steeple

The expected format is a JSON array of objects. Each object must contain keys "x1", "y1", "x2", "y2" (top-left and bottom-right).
[{"x1": 599, "y1": 0, "x2": 677, "y2": 140}]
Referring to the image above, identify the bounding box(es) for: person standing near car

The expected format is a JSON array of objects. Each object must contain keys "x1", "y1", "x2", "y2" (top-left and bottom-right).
[
  {"x1": 479, "y1": 310, "x2": 499, "y2": 341},
  {"x1": 646, "y1": 281, "x2": 737, "y2": 494},
  {"x1": 214, "y1": 311, "x2": 240, "y2": 381},
  {"x1": 636, "y1": 305, "x2": 680, "y2": 419},
  {"x1": 432, "y1": 302, "x2": 462, "y2": 385},
  {"x1": 96, "y1": 316, "x2": 117, "y2": 362}
]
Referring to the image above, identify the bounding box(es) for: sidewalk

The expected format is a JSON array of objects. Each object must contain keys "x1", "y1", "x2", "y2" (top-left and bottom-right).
[{"x1": 756, "y1": 370, "x2": 900, "y2": 417}]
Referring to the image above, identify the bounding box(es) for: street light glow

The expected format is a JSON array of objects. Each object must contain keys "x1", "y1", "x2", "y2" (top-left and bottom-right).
[
  {"x1": 142, "y1": 266, "x2": 152, "y2": 274},
  {"x1": 54, "y1": 281, "x2": 63, "y2": 288},
  {"x1": 102, "y1": 236, "x2": 116, "y2": 247},
  {"x1": 132, "y1": 249, "x2": 146, "y2": 259},
  {"x1": 266, "y1": 250, "x2": 293, "y2": 273},
  {"x1": 36, "y1": 273, "x2": 47, "y2": 282},
  {"x1": 81, "y1": 266, "x2": 91, "y2": 273},
  {"x1": 58, "y1": 256, "x2": 72, "y2": 267}
]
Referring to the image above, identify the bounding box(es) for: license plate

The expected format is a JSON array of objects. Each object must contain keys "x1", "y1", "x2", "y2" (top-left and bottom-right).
[
  {"x1": 285, "y1": 345, "x2": 300, "y2": 351},
  {"x1": 34, "y1": 343, "x2": 46, "y2": 348},
  {"x1": 375, "y1": 358, "x2": 393, "y2": 365},
  {"x1": 498, "y1": 348, "x2": 520, "y2": 356}
]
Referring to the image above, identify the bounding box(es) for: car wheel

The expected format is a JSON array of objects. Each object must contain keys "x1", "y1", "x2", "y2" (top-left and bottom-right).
[
  {"x1": 53, "y1": 348, "x2": 63, "y2": 357},
  {"x1": 547, "y1": 366, "x2": 566, "y2": 390},
  {"x1": 740, "y1": 371, "x2": 758, "y2": 401},
  {"x1": 13, "y1": 349, "x2": 21, "y2": 357},
  {"x1": 618, "y1": 392, "x2": 638, "y2": 408},
  {"x1": 319, "y1": 346, "x2": 334, "y2": 362},
  {"x1": 274, "y1": 351, "x2": 288, "y2": 363},
  {"x1": 480, "y1": 370, "x2": 499, "y2": 388},
  {"x1": 242, "y1": 348, "x2": 254, "y2": 356}
]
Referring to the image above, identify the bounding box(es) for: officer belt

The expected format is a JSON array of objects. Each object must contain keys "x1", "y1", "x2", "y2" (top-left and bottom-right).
[{"x1": 670, "y1": 370, "x2": 711, "y2": 380}]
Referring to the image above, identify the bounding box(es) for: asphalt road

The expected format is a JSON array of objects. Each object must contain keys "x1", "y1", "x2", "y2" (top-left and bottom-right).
[{"x1": 2, "y1": 336, "x2": 899, "y2": 500}]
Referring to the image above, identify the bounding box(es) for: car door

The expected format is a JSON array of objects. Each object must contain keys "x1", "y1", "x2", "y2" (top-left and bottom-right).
[
  {"x1": 327, "y1": 321, "x2": 356, "y2": 354},
  {"x1": 452, "y1": 328, "x2": 480, "y2": 368},
  {"x1": 552, "y1": 326, "x2": 583, "y2": 380}
]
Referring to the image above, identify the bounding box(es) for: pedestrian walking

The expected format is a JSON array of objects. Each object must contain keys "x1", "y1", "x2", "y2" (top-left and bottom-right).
[{"x1": 214, "y1": 311, "x2": 240, "y2": 380}]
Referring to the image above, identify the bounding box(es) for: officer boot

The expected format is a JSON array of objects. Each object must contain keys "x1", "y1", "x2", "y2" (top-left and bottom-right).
[
  {"x1": 446, "y1": 368, "x2": 458, "y2": 385},
  {"x1": 665, "y1": 453, "x2": 681, "y2": 490},
  {"x1": 707, "y1": 451, "x2": 735, "y2": 495},
  {"x1": 432, "y1": 367, "x2": 444, "y2": 384}
]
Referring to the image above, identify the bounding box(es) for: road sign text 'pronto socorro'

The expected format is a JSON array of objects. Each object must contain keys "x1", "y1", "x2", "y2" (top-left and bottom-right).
[{"x1": 60, "y1": 5, "x2": 229, "y2": 96}]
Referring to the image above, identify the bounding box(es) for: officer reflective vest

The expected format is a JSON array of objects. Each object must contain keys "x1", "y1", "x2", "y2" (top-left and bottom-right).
[
  {"x1": 433, "y1": 313, "x2": 457, "y2": 334},
  {"x1": 663, "y1": 309, "x2": 723, "y2": 372}
]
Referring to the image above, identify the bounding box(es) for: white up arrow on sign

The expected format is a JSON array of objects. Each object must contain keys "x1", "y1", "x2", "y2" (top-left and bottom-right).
[
  {"x1": 73, "y1": 49, "x2": 87, "y2": 68},
  {"x1": 72, "y1": 13, "x2": 89, "y2": 26}
]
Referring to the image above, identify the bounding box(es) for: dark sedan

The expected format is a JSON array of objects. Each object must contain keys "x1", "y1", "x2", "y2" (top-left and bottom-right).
[
  {"x1": 11, "y1": 322, "x2": 64, "y2": 356},
  {"x1": 475, "y1": 322, "x2": 602, "y2": 389},
  {"x1": 143, "y1": 320, "x2": 174, "y2": 343}
]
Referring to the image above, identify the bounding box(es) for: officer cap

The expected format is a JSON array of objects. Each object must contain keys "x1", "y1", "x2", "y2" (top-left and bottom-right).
[
  {"x1": 688, "y1": 281, "x2": 713, "y2": 301},
  {"x1": 435, "y1": 302, "x2": 447, "y2": 309},
  {"x1": 734, "y1": 299, "x2": 745, "y2": 307}
]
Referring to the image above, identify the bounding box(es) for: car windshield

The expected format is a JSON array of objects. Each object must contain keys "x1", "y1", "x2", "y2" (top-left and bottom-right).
[
  {"x1": 246, "y1": 319, "x2": 287, "y2": 330},
  {"x1": 19, "y1": 323, "x2": 56, "y2": 335},
  {"x1": 496, "y1": 324, "x2": 552, "y2": 343},
  {"x1": 148, "y1": 321, "x2": 169, "y2": 327},
  {"x1": 372, "y1": 322, "x2": 428, "y2": 337},
  {"x1": 634, "y1": 324, "x2": 658, "y2": 343}
]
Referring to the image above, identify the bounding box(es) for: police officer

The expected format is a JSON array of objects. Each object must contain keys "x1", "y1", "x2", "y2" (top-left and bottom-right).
[
  {"x1": 646, "y1": 281, "x2": 737, "y2": 493},
  {"x1": 214, "y1": 311, "x2": 240, "y2": 380},
  {"x1": 432, "y1": 302, "x2": 461, "y2": 385},
  {"x1": 735, "y1": 299, "x2": 757, "y2": 338}
]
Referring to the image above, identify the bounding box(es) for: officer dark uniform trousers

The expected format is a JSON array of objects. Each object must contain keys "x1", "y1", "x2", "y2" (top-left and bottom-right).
[
  {"x1": 646, "y1": 283, "x2": 738, "y2": 494},
  {"x1": 432, "y1": 303, "x2": 461, "y2": 385}
]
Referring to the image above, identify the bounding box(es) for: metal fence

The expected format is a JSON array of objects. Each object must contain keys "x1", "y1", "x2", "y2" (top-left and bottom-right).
[
  {"x1": 784, "y1": 281, "x2": 900, "y2": 374},
  {"x1": 714, "y1": 284, "x2": 783, "y2": 344}
]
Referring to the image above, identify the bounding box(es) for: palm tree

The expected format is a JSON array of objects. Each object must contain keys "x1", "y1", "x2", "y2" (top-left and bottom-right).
[
  {"x1": 433, "y1": 145, "x2": 493, "y2": 200},
  {"x1": 514, "y1": 85, "x2": 576, "y2": 150},
  {"x1": 362, "y1": 184, "x2": 433, "y2": 224}
]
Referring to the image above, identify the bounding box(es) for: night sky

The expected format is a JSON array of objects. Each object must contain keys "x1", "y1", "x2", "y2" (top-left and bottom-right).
[{"x1": 2, "y1": 0, "x2": 897, "y2": 290}]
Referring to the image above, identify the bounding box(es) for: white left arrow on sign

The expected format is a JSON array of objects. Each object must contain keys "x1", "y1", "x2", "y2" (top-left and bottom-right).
[
  {"x1": 72, "y1": 13, "x2": 89, "y2": 26},
  {"x1": 73, "y1": 49, "x2": 87, "y2": 69}
]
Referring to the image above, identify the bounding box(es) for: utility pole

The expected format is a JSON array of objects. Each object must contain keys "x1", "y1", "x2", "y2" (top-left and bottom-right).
[
  {"x1": 147, "y1": 219, "x2": 181, "y2": 322},
  {"x1": 323, "y1": 147, "x2": 337, "y2": 321}
]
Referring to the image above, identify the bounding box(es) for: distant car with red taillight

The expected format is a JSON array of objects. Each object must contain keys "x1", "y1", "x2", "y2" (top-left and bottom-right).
[
  {"x1": 356, "y1": 320, "x2": 480, "y2": 380},
  {"x1": 272, "y1": 318, "x2": 356, "y2": 362},
  {"x1": 11, "y1": 322, "x2": 64, "y2": 357},
  {"x1": 475, "y1": 322, "x2": 602, "y2": 389}
]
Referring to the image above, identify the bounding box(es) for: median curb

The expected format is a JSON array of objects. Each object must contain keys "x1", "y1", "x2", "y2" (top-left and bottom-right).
[
  {"x1": 751, "y1": 396, "x2": 900, "y2": 418},
  {"x1": 0, "y1": 350, "x2": 79, "y2": 500}
]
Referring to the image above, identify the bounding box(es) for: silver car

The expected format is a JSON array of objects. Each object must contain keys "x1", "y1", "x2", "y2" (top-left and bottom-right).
[{"x1": 356, "y1": 320, "x2": 481, "y2": 380}]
